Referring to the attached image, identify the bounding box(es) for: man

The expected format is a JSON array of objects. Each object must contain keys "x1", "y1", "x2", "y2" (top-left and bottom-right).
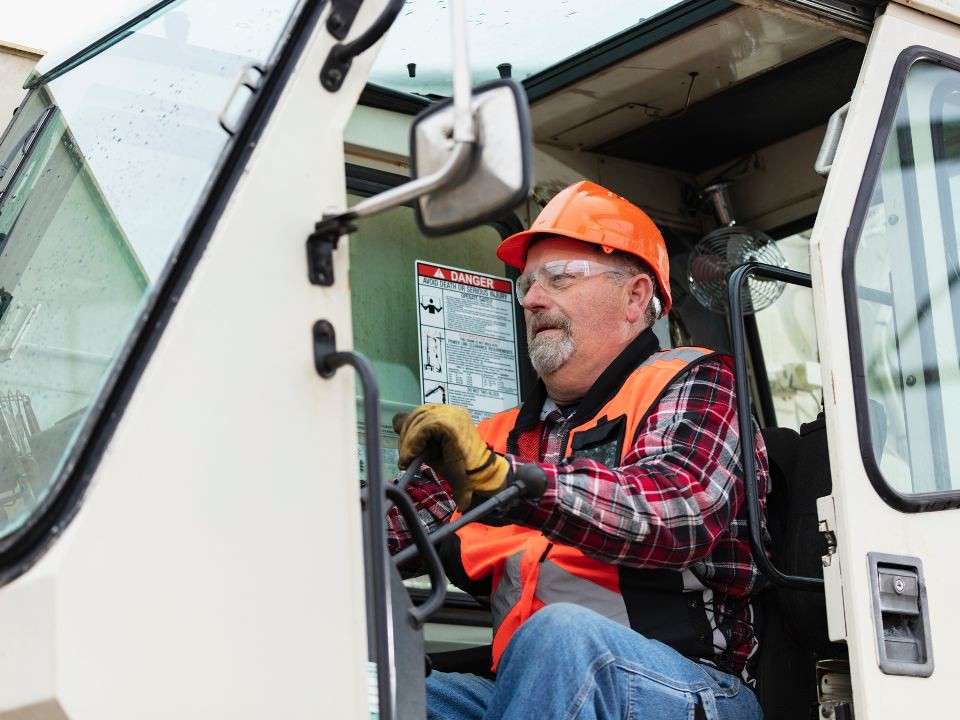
[{"x1": 390, "y1": 180, "x2": 769, "y2": 720}]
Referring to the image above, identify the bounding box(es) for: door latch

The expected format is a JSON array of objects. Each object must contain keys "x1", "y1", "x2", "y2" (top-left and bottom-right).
[
  {"x1": 867, "y1": 553, "x2": 933, "y2": 677},
  {"x1": 818, "y1": 517, "x2": 838, "y2": 567}
]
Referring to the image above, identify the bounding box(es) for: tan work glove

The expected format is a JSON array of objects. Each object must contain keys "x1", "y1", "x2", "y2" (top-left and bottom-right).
[{"x1": 398, "y1": 404, "x2": 510, "y2": 510}]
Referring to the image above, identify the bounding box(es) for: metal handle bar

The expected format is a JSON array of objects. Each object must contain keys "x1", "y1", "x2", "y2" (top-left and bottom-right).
[
  {"x1": 815, "y1": 102, "x2": 850, "y2": 177},
  {"x1": 727, "y1": 262, "x2": 824, "y2": 592},
  {"x1": 393, "y1": 463, "x2": 548, "y2": 567},
  {"x1": 320, "y1": 0, "x2": 406, "y2": 91}
]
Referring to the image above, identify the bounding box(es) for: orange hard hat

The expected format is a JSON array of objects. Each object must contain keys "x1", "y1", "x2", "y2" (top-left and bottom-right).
[{"x1": 497, "y1": 180, "x2": 671, "y2": 314}]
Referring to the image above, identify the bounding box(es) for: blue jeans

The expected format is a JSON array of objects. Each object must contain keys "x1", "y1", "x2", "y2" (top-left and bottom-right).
[{"x1": 426, "y1": 603, "x2": 762, "y2": 720}]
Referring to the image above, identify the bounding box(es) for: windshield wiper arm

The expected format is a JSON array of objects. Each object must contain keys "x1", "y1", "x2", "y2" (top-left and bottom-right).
[{"x1": 0, "y1": 105, "x2": 57, "y2": 182}]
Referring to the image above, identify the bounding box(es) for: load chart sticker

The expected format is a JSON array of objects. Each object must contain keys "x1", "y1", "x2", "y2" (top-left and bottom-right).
[{"x1": 415, "y1": 261, "x2": 520, "y2": 422}]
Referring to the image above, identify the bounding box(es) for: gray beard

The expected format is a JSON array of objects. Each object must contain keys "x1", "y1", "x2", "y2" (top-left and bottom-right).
[{"x1": 526, "y1": 313, "x2": 574, "y2": 375}]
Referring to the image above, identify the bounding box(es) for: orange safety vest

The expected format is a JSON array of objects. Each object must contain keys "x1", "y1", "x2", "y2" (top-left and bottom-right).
[{"x1": 456, "y1": 346, "x2": 726, "y2": 670}]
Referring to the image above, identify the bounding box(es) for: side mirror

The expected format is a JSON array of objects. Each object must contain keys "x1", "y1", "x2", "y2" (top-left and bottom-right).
[{"x1": 411, "y1": 79, "x2": 533, "y2": 236}]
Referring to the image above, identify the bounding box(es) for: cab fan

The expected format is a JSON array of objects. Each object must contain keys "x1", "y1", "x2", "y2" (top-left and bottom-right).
[{"x1": 686, "y1": 184, "x2": 788, "y2": 315}]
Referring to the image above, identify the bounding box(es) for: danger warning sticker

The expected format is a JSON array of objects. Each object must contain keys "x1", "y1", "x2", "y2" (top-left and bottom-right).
[
  {"x1": 416, "y1": 260, "x2": 520, "y2": 422},
  {"x1": 417, "y1": 263, "x2": 513, "y2": 293}
]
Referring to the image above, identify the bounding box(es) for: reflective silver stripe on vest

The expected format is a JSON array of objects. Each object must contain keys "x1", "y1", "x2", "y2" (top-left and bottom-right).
[
  {"x1": 490, "y1": 552, "x2": 524, "y2": 631},
  {"x1": 534, "y1": 560, "x2": 630, "y2": 627},
  {"x1": 640, "y1": 347, "x2": 711, "y2": 367},
  {"x1": 681, "y1": 567, "x2": 707, "y2": 591}
]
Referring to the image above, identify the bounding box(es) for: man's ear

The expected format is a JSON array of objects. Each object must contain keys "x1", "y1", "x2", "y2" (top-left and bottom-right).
[{"x1": 624, "y1": 274, "x2": 654, "y2": 324}]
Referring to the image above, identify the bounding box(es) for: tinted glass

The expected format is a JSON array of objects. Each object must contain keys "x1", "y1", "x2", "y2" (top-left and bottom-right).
[
  {"x1": 369, "y1": 0, "x2": 684, "y2": 96},
  {"x1": 0, "y1": 0, "x2": 298, "y2": 539},
  {"x1": 754, "y1": 230, "x2": 822, "y2": 431},
  {"x1": 851, "y1": 60, "x2": 960, "y2": 496}
]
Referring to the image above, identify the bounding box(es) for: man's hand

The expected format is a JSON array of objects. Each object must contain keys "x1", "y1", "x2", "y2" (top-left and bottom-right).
[{"x1": 398, "y1": 405, "x2": 509, "y2": 510}]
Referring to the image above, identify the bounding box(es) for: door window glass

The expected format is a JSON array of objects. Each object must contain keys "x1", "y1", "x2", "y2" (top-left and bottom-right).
[
  {"x1": 753, "y1": 229, "x2": 822, "y2": 431},
  {"x1": 850, "y1": 59, "x2": 960, "y2": 497},
  {"x1": 0, "y1": 0, "x2": 300, "y2": 540}
]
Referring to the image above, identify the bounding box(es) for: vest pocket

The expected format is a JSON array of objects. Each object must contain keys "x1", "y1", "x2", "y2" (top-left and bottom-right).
[{"x1": 569, "y1": 414, "x2": 627, "y2": 467}]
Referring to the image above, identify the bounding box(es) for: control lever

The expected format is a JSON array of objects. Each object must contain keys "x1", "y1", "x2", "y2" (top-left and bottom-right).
[{"x1": 392, "y1": 463, "x2": 547, "y2": 567}]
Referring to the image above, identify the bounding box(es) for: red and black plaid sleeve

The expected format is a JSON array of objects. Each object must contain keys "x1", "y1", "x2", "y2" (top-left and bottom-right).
[{"x1": 386, "y1": 464, "x2": 455, "y2": 558}]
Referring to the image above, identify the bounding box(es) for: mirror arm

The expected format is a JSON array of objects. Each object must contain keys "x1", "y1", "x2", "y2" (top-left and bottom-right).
[
  {"x1": 345, "y1": 139, "x2": 474, "y2": 220},
  {"x1": 450, "y1": 0, "x2": 475, "y2": 143}
]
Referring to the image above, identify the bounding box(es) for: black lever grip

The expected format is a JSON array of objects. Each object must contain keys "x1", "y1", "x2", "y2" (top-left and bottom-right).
[{"x1": 513, "y1": 463, "x2": 548, "y2": 500}]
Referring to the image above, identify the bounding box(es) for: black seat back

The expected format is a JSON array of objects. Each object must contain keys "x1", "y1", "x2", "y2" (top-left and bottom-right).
[
  {"x1": 773, "y1": 414, "x2": 837, "y2": 657},
  {"x1": 756, "y1": 415, "x2": 845, "y2": 719}
]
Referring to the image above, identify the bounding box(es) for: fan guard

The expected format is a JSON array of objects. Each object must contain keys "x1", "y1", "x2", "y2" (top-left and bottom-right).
[{"x1": 687, "y1": 225, "x2": 788, "y2": 314}]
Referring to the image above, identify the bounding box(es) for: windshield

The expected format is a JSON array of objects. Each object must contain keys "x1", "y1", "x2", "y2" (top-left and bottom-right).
[
  {"x1": 369, "y1": 0, "x2": 685, "y2": 97},
  {"x1": 0, "y1": 0, "x2": 299, "y2": 541}
]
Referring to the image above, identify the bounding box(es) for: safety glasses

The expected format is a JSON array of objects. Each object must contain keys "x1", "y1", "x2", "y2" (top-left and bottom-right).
[{"x1": 515, "y1": 259, "x2": 626, "y2": 306}]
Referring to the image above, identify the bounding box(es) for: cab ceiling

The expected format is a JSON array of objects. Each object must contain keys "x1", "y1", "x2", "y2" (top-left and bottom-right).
[{"x1": 530, "y1": 4, "x2": 865, "y2": 173}]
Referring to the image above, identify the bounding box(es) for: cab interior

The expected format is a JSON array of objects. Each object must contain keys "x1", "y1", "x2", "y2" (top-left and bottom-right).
[{"x1": 345, "y1": 1, "x2": 881, "y2": 717}]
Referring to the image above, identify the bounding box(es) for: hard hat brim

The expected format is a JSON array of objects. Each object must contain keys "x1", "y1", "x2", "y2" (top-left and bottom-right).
[{"x1": 496, "y1": 228, "x2": 593, "y2": 269}]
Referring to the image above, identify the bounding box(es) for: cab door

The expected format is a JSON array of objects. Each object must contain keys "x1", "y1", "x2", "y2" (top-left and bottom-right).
[{"x1": 811, "y1": 2, "x2": 960, "y2": 715}]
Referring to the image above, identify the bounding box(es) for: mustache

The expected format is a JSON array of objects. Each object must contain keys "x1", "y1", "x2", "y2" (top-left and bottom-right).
[{"x1": 526, "y1": 312, "x2": 572, "y2": 339}]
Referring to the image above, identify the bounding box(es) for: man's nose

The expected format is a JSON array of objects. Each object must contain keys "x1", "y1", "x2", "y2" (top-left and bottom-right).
[{"x1": 521, "y1": 277, "x2": 551, "y2": 311}]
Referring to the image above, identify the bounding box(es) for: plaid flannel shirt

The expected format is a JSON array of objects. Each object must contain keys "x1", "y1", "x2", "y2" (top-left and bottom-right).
[{"x1": 388, "y1": 357, "x2": 770, "y2": 676}]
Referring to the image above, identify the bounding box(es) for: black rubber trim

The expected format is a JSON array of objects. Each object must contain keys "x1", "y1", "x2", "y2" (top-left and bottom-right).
[
  {"x1": 841, "y1": 45, "x2": 960, "y2": 513},
  {"x1": 522, "y1": 0, "x2": 734, "y2": 103},
  {"x1": 0, "y1": 0, "x2": 330, "y2": 585},
  {"x1": 360, "y1": 82, "x2": 431, "y2": 115},
  {"x1": 346, "y1": 162, "x2": 409, "y2": 195},
  {"x1": 768, "y1": 213, "x2": 818, "y2": 241}
]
